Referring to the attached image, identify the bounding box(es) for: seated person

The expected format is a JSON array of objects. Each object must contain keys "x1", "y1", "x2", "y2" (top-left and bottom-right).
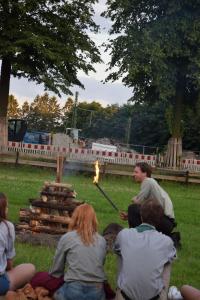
[
  {"x1": 49, "y1": 203, "x2": 107, "y2": 300},
  {"x1": 0, "y1": 193, "x2": 36, "y2": 295},
  {"x1": 114, "y1": 199, "x2": 176, "y2": 300}
]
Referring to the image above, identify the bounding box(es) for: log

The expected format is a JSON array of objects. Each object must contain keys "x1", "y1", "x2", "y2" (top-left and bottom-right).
[
  {"x1": 56, "y1": 156, "x2": 64, "y2": 183},
  {"x1": 44, "y1": 181, "x2": 72, "y2": 189},
  {"x1": 19, "y1": 210, "x2": 70, "y2": 224},
  {"x1": 15, "y1": 224, "x2": 67, "y2": 234},
  {"x1": 41, "y1": 191, "x2": 75, "y2": 197},
  {"x1": 29, "y1": 199, "x2": 83, "y2": 212}
]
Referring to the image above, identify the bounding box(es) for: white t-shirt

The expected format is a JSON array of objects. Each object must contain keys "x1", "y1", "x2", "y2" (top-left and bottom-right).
[{"x1": 0, "y1": 220, "x2": 16, "y2": 274}]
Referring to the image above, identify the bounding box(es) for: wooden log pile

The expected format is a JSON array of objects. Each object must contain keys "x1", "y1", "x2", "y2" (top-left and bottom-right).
[{"x1": 16, "y1": 181, "x2": 83, "y2": 235}]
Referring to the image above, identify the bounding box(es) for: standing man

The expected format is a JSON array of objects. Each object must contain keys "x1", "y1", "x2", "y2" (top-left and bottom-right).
[
  {"x1": 120, "y1": 162, "x2": 176, "y2": 236},
  {"x1": 115, "y1": 200, "x2": 176, "y2": 300}
]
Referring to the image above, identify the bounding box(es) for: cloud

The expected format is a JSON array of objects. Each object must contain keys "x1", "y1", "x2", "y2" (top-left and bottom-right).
[{"x1": 10, "y1": 75, "x2": 133, "y2": 107}]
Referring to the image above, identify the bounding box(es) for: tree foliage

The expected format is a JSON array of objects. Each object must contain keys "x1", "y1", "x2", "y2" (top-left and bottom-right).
[
  {"x1": 0, "y1": 0, "x2": 100, "y2": 117},
  {"x1": 104, "y1": 0, "x2": 200, "y2": 138},
  {"x1": 10, "y1": 93, "x2": 200, "y2": 152},
  {"x1": 7, "y1": 94, "x2": 21, "y2": 118},
  {"x1": 26, "y1": 93, "x2": 61, "y2": 132}
]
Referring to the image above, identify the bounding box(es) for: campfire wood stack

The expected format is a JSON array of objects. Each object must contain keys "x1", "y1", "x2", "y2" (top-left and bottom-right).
[{"x1": 16, "y1": 181, "x2": 83, "y2": 235}]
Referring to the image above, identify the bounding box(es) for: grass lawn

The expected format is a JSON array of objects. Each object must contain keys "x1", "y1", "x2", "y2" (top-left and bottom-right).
[{"x1": 0, "y1": 163, "x2": 200, "y2": 289}]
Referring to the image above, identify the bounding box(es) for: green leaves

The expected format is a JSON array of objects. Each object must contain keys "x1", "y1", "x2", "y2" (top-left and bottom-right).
[
  {"x1": 0, "y1": 0, "x2": 100, "y2": 96},
  {"x1": 104, "y1": 0, "x2": 200, "y2": 103}
]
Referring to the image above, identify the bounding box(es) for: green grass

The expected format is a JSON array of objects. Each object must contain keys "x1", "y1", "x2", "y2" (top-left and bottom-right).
[{"x1": 0, "y1": 163, "x2": 200, "y2": 288}]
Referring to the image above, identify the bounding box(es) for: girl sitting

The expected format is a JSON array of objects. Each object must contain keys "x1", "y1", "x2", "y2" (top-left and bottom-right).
[
  {"x1": 0, "y1": 192, "x2": 36, "y2": 295},
  {"x1": 50, "y1": 203, "x2": 107, "y2": 300}
]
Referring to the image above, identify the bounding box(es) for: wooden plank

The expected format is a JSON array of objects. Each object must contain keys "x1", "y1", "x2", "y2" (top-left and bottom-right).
[
  {"x1": 0, "y1": 158, "x2": 56, "y2": 168},
  {"x1": 29, "y1": 199, "x2": 83, "y2": 211},
  {"x1": 153, "y1": 174, "x2": 186, "y2": 182},
  {"x1": 41, "y1": 191, "x2": 74, "y2": 197},
  {"x1": 188, "y1": 178, "x2": 200, "y2": 184},
  {"x1": 44, "y1": 181, "x2": 72, "y2": 189},
  {"x1": 19, "y1": 210, "x2": 70, "y2": 224},
  {"x1": 15, "y1": 224, "x2": 67, "y2": 234}
]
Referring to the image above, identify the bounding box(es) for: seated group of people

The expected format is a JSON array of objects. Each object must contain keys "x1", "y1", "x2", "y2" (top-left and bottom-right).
[{"x1": 0, "y1": 163, "x2": 199, "y2": 300}]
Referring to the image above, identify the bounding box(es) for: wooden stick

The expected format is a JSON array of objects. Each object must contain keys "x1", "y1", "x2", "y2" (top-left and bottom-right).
[
  {"x1": 19, "y1": 211, "x2": 71, "y2": 224},
  {"x1": 16, "y1": 224, "x2": 67, "y2": 234},
  {"x1": 41, "y1": 191, "x2": 75, "y2": 197},
  {"x1": 56, "y1": 156, "x2": 64, "y2": 183},
  {"x1": 29, "y1": 199, "x2": 83, "y2": 211},
  {"x1": 44, "y1": 181, "x2": 72, "y2": 189}
]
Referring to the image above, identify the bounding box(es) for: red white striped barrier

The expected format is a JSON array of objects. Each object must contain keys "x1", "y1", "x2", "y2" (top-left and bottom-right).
[
  {"x1": 5, "y1": 142, "x2": 157, "y2": 166},
  {"x1": 4, "y1": 141, "x2": 200, "y2": 171},
  {"x1": 182, "y1": 158, "x2": 200, "y2": 172}
]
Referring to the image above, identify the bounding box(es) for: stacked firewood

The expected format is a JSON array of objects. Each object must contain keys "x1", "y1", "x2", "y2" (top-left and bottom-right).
[{"x1": 16, "y1": 181, "x2": 83, "y2": 235}]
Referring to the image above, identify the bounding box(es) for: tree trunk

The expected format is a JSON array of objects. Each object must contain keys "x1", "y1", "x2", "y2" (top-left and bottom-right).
[
  {"x1": 164, "y1": 137, "x2": 182, "y2": 168},
  {"x1": 164, "y1": 87, "x2": 183, "y2": 169},
  {"x1": 0, "y1": 116, "x2": 8, "y2": 151},
  {"x1": 0, "y1": 57, "x2": 11, "y2": 148}
]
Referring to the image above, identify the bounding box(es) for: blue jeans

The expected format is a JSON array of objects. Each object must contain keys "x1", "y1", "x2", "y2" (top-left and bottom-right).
[
  {"x1": 0, "y1": 273, "x2": 10, "y2": 295},
  {"x1": 54, "y1": 281, "x2": 105, "y2": 300}
]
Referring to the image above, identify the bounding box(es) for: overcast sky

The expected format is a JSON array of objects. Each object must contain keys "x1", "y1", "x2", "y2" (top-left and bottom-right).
[{"x1": 7, "y1": 0, "x2": 133, "y2": 107}]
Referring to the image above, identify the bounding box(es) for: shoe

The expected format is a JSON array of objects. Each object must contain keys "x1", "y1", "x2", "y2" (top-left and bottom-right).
[
  {"x1": 168, "y1": 286, "x2": 183, "y2": 300},
  {"x1": 170, "y1": 232, "x2": 181, "y2": 249}
]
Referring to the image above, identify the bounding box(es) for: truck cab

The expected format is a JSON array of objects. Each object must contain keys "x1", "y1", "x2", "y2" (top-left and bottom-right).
[{"x1": 8, "y1": 119, "x2": 27, "y2": 142}]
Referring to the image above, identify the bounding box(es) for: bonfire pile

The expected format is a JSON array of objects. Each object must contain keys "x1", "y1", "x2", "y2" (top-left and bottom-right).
[{"x1": 16, "y1": 181, "x2": 83, "y2": 235}]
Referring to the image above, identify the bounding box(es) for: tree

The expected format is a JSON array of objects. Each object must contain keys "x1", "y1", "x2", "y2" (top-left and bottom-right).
[
  {"x1": 104, "y1": 0, "x2": 200, "y2": 167},
  {"x1": 183, "y1": 97, "x2": 200, "y2": 151},
  {"x1": 27, "y1": 93, "x2": 61, "y2": 132},
  {"x1": 21, "y1": 101, "x2": 30, "y2": 119},
  {"x1": 130, "y1": 102, "x2": 170, "y2": 151},
  {"x1": 0, "y1": 0, "x2": 101, "y2": 146},
  {"x1": 7, "y1": 94, "x2": 21, "y2": 119}
]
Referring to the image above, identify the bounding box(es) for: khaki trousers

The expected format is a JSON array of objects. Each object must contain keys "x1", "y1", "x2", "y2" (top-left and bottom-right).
[{"x1": 115, "y1": 289, "x2": 127, "y2": 300}]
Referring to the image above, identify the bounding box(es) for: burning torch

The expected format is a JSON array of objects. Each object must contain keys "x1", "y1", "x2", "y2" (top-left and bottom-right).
[{"x1": 93, "y1": 161, "x2": 119, "y2": 212}]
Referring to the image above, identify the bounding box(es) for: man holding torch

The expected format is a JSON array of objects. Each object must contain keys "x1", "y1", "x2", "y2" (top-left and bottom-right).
[{"x1": 120, "y1": 162, "x2": 178, "y2": 239}]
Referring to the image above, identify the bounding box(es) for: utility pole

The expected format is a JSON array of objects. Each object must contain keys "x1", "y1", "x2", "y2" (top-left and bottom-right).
[
  {"x1": 71, "y1": 91, "x2": 78, "y2": 129},
  {"x1": 125, "y1": 117, "x2": 132, "y2": 148}
]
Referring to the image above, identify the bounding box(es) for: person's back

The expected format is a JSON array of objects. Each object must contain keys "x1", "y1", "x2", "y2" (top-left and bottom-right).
[
  {"x1": 50, "y1": 230, "x2": 106, "y2": 283},
  {"x1": 115, "y1": 199, "x2": 176, "y2": 300},
  {"x1": 51, "y1": 203, "x2": 107, "y2": 300},
  {"x1": 114, "y1": 227, "x2": 176, "y2": 300}
]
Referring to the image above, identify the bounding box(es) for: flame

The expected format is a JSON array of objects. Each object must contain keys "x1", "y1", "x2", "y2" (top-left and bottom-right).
[{"x1": 93, "y1": 160, "x2": 99, "y2": 183}]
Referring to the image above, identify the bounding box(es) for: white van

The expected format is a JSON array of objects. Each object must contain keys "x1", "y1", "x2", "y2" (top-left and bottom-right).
[{"x1": 92, "y1": 142, "x2": 117, "y2": 152}]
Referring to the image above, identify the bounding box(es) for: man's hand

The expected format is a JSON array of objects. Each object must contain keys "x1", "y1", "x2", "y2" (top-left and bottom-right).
[
  {"x1": 132, "y1": 196, "x2": 139, "y2": 204},
  {"x1": 119, "y1": 211, "x2": 128, "y2": 221}
]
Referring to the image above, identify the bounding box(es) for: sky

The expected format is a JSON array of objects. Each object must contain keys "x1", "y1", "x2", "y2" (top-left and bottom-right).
[{"x1": 6, "y1": 0, "x2": 133, "y2": 107}]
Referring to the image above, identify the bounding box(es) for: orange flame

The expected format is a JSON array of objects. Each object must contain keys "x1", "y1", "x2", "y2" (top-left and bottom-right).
[{"x1": 93, "y1": 160, "x2": 99, "y2": 183}]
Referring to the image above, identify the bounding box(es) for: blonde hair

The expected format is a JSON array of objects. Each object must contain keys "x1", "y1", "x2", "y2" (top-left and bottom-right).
[{"x1": 68, "y1": 203, "x2": 98, "y2": 245}]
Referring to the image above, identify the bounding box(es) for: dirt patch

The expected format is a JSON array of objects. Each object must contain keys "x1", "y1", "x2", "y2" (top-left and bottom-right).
[{"x1": 16, "y1": 231, "x2": 61, "y2": 248}]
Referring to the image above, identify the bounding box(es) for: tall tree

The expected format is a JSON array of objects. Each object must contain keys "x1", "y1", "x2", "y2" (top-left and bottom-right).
[
  {"x1": 104, "y1": 0, "x2": 200, "y2": 167},
  {"x1": 0, "y1": 0, "x2": 101, "y2": 146},
  {"x1": 7, "y1": 94, "x2": 21, "y2": 119},
  {"x1": 27, "y1": 93, "x2": 61, "y2": 132},
  {"x1": 21, "y1": 101, "x2": 30, "y2": 119}
]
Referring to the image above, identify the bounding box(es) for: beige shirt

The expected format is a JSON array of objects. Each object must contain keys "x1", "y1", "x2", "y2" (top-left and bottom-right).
[{"x1": 135, "y1": 178, "x2": 175, "y2": 219}]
